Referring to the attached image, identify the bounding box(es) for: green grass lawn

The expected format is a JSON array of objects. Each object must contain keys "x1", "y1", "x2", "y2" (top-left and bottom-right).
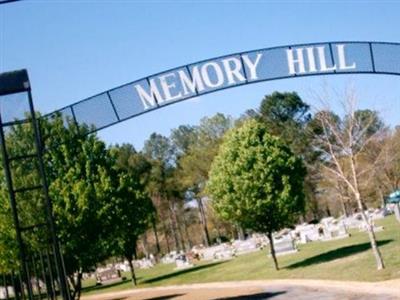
[{"x1": 82, "y1": 216, "x2": 400, "y2": 296}]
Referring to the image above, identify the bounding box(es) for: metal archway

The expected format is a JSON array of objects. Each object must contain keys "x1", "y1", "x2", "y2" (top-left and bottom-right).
[
  {"x1": 44, "y1": 41, "x2": 400, "y2": 134},
  {"x1": 1, "y1": 40, "x2": 400, "y2": 300}
]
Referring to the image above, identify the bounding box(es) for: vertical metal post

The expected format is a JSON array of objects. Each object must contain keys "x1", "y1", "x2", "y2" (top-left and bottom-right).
[
  {"x1": 18, "y1": 272, "x2": 26, "y2": 300},
  {"x1": 26, "y1": 90, "x2": 70, "y2": 300},
  {"x1": 3, "y1": 274, "x2": 10, "y2": 300},
  {"x1": 45, "y1": 249, "x2": 56, "y2": 300},
  {"x1": 11, "y1": 271, "x2": 20, "y2": 300},
  {"x1": 39, "y1": 252, "x2": 52, "y2": 300},
  {"x1": 31, "y1": 255, "x2": 42, "y2": 299},
  {"x1": 0, "y1": 113, "x2": 34, "y2": 300}
]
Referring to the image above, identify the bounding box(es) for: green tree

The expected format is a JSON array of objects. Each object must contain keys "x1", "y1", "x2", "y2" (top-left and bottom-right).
[
  {"x1": 42, "y1": 118, "x2": 122, "y2": 299},
  {"x1": 0, "y1": 116, "x2": 123, "y2": 299},
  {"x1": 143, "y1": 133, "x2": 180, "y2": 253},
  {"x1": 178, "y1": 113, "x2": 233, "y2": 246},
  {"x1": 170, "y1": 125, "x2": 197, "y2": 157},
  {"x1": 207, "y1": 119, "x2": 306, "y2": 270},
  {"x1": 111, "y1": 144, "x2": 155, "y2": 285},
  {"x1": 255, "y1": 92, "x2": 323, "y2": 220},
  {"x1": 0, "y1": 122, "x2": 46, "y2": 273},
  {"x1": 258, "y1": 91, "x2": 311, "y2": 155}
]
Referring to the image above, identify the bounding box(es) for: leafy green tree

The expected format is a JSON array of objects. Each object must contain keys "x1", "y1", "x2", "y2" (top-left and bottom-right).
[
  {"x1": 170, "y1": 125, "x2": 197, "y2": 157},
  {"x1": 143, "y1": 133, "x2": 181, "y2": 253},
  {"x1": 143, "y1": 133, "x2": 175, "y2": 165},
  {"x1": 177, "y1": 113, "x2": 233, "y2": 246},
  {"x1": 258, "y1": 92, "x2": 311, "y2": 154},
  {"x1": 0, "y1": 194, "x2": 18, "y2": 273},
  {"x1": 114, "y1": 166, "x2": 154, "y2": 285},
  {"x1": 41, "y1": 118, "x2": 122, "y2": 299},
  {"x1": 0, "y1": 118, "x2": 57, "y2": 273},
  {"x1": 207, "y1": 119, "x2": 306, "y2": 270},
  {"x1": 256, "y1": 92, "x2": 325, "y2": 220},
  {"x1": 0, "y1": 116, "x2": 123, "y2": 299},
  {"x1": 111, "y1": 144, "x2": 155, "y2": 285}
]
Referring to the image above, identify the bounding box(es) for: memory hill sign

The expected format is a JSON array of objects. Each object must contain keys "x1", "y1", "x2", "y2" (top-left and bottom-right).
[
  {"x1": 136, "y1": 44, "x2": 355, "y2": 110},
  {"x1": 42, "y1": 41, "x2": 400, "y2": 134}
]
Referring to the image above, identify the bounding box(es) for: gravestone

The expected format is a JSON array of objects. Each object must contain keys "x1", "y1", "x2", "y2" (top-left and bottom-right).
[
  {"x1": 0, "y1": 286, "x2": 14, "y2": 299},
  {"x1": 134, "y1": 258, "x2": 154, "y2": 269},
  {"x1": 175, "y1": 254, "x2": 193, "y2": 270},
  {"x1": 116, "y1": 261, "x2": 130, "y2": 272},
  {"x1": 96, "y1": 267, "x2": 122, "y2": 285},
  {"x1": 295, "y1": 224, "x2": 320, "y2": 244},
  {"x1": 322, "y1": 224, "x2": 349, "y2": 241},
  {"x1": 232, "y1": 239, "x2": 259, "y2": 255},
  {"x1": 161, "y1": 251, "x2": 179, "y2": 264},
  {"x1": 200, "y1": 244, "x2": 235, "y2": 261},
  {"x1": 273, "y1": 236, "x2": 297, "y2": 256}
]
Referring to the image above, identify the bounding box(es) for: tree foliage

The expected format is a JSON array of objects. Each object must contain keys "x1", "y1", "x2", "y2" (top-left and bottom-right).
[
  {"x1": 110, "y1": 144, "x2": 154, "y2": 286},
  {"x1": 207, "y1": 119, "x2": 306, "y2": 270}
]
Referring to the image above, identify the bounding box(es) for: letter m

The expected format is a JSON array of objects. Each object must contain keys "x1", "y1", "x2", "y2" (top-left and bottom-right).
[{"x1": 134, "y1": 79, "x2": 163, "y2": 110}]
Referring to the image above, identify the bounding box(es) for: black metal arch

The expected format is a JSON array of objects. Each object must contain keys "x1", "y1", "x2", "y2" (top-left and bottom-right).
[{"x1": 43, "y1": 41, "x2": 400, "y2": 134}]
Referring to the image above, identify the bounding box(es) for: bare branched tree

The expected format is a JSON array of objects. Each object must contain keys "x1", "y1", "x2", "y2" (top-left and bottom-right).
[{"x1": 312, "y1": 87, "x2": 386, "y2": 270}]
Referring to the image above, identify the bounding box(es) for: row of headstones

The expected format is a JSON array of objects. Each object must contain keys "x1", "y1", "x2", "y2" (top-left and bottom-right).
[
  {"x1": 179, "y1": 208, "x2": 392, "y2": 265},
  {"x1": 97, "y1": 208, "x2": 393, "y2": 273},
  {"x1": 0, "y1": 278, "x2": 49, "y2": 299}
]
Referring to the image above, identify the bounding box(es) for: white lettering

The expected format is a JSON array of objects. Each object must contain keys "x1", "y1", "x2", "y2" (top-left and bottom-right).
[
  {"x1": 201, "y1": 62, "x2": 224, "y2": 88},
  {"x1": 337, "y1": 44, "x2": 356, "y2": 70},
  {"x1": 222, "y1": 57, "x2": 246, "y2": 84},
  {"x1": 159, "y1": 72, "x2": 182, "y2": 102},
  {"x1": 306, "y1": 47, "x2": 317, "y2": 72},
  {"x1": 135, "y1": 79, "x2": 163, "y2": 109},
  {"x1": 242, "y1": 53, "x2": 262, "y2": 80},
  {"x1": 317, "y1": 46, "x2": 336, "y2": 72},
  {"x1": 286, "y1": 48, "x2": 306, "y2": 75},
  {"x1": 178, "y1": 68, "x2": 205, "y2": 95}
]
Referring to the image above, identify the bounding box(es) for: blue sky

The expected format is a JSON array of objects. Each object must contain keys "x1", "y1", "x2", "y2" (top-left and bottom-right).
[{"x1": 1, "y1": 1, "x2": 400, "y2": 149}]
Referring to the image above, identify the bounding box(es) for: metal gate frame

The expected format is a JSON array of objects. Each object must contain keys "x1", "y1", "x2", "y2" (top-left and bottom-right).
[{"x1": 0, "y1": 70, "x2": 70, "y2": 300}]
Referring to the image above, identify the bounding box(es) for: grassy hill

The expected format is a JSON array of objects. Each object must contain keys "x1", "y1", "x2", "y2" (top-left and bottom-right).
[{"x1": 82, "y1": 216, "x2": 400, "y2": 296}]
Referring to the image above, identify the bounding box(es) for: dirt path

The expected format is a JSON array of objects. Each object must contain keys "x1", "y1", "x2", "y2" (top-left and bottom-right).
[{"x1": 82, "y1": 279, "x2": 400, "y2": 300}]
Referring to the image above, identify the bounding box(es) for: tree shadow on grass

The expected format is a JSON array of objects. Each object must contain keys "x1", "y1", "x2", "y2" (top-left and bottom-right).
[
  {"x1": 82, "y1": 277, "x2": 135, "y2": 294},
  {"x1": 142, "y1": 261, "x2": 228, "y2": 284},
  {"x1": 286, "y1": 239, "x2": 393, "y2": 269},
  {"x1": 140, "y1": 294, "x2": 185, "y2": 300},
  {"x1": 216, "y1": 291, "x2": 286, "y2": 299}
]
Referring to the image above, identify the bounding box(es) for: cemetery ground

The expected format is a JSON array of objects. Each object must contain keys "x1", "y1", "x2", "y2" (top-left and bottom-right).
[{"x1": 81, "y1": 216, "x2": 400, "y2": 299}]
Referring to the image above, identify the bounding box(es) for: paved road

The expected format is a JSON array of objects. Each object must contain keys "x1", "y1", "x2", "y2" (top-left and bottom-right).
[
  {"x1": 92, "y1": 285, "x2": 399, "y2": 300},
  {"x1": 83, "y1": 280, "x2": 400, "y2": 300}
]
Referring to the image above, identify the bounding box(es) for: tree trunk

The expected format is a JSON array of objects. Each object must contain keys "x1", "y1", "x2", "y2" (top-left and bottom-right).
[
  {"x1": 267, "y1": 232, "x2": 279, "y2": 271},
  {"x1": 161, "y1": 219, "x2": 171, "y2": 253},
  {"x1": 339, "y1": 194, "x2": 348, "y2": 217},
  {"x1": 230, "y1": 227, "x2": 236, "y2": 240},
  {"x1": 394, "y1": 203, "x2": 400, "y2": 223},
  {"x1": 127, "y1": 257, "x2": 137, "y2": 286},
  {"x1": 347, "y1": 152, "x2": 385, "y2": 270},
  {"x1": 175, "y1": 209, "x2": 188, "y2": 251},
  {"x1": 168, "y1": 206, "x2": 181, "y2": 251},
  {"x1": 142, "y1": 233, "x2": 149, "y2": 258},
  {"x1": 237, "y1": 225, "x2": 245, "y2": 241},
  {"x1": 70, "y1": 271, "x2": 82, "y2": 300},
  {"x1": 216, "y1": 224, "x2": 222, "y2": 244},
  {"x1": 326, "y1": 206, "x2": 331, "y2": 217},
  {"x1": 196, "y1": 198, "x2": 210, "y2": 246},
  {"x1": 183, "y1": 213, "x2": 193, "y2": 249},
  {"x1": 152, "y1": 216, "x2": 161, "y2": 256},
  {"x1": 356, "y1": 193, "x2": 385, "y2": 270},
  {"x1": 377, "y1": 186, "x2": 387, "y2": 209}
]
